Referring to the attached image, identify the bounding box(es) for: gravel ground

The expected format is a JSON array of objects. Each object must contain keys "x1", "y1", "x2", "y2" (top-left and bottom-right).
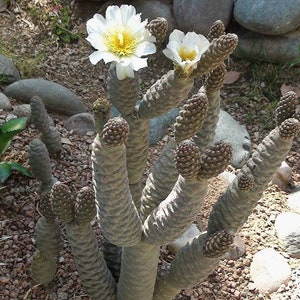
[{"x1": 1, "y1": 1, "x2": 300, "y2": 299}]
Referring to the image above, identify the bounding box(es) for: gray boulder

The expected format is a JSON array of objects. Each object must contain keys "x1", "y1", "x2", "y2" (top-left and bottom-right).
[
  {"x1": 0, "y1": 54, "x2": 21, "y2": 83},
  {"x1": 224, "y1": 234, "x2": 246, "y2": 260},
  {"x1": 12, "y1": 104, "x2": 31, "y2": 119},
  {"x1": 234, "y1": 0, "x2": 300, "y2": 36},
  {"x1": 3, "y1": 79, "x2": 87, "y2": 116},
  {"x1": 215, "y1": 110, "x2": 251, "y2": 168},
  {"x1": 167, "y1": 224, "x2": 200, "y2": 254},
  {"x1": 275, "y1": 212, "x2": 300, "y2": 258},
  {"x1": 149, "y1": 108, "x2": 179, "y2": 145},
  {"x1": 250, "y1": 248, "x2": 291, "y2": 294},
  {"x1": 101, "y1": 105, "x2": 251, "y2": 168},
  {"x1": 65, "y1": 113, "x2": 95, "y2": 135},
  {"x1": 271, "y1": 161, "x2": 293, "y2": 190},
  {"x1": 232, "y1": 24, "x2": 300, "y2": 65},
  {"x1": 132, "y1": 0, "x2": 176, "y2": 33},
  {"x1": 149, "y1": 108, "x2": 251, "y2": 168},
  {"x1": 173, "y1": 0, "x2": 234, "y2": 35},
  {"x1": 287, "y1": 186, "x2": 300, "y2": 214},
  {"x1": 0, "y1": 92, "x2": 11, "y2": 110}
]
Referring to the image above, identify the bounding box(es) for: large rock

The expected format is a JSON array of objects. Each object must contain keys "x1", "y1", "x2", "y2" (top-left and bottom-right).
[
  {"x1": 275, "y1": 212, "x2": 300, "y2": 258},
  {"x1": 0, "y1": 92, "x2": 11, "y2": 110},
  {"x1": 112, "y1": 106, "x2": 251, "y2": 168},
  {"x1": 132, "y1": 0, "x2": 176, "y2": 33},
  {"x1": 167, "y1": 224, "x2": 200, "y2": 254},
  {"x1": 65, "y1": 113, "x2": 95, "y2": 135},
  {"x1": 149, "y1": 108, "x2": 251, "y2": 168},
  {"x1": 271, "y1": 161, "x2": 293, "y2": 190},
  {"x1": 0, "y1": 54, "x2": 21, "y2": 83},
  {"x1": 250, "y1": 248, "x2": 291, "y2": 294},
  {"x1": 215, "y1": 110, "x2": 251, "y2": 168},
  {"x1": 3, "y1": 79, "x2": 87, "y2": 116},
  {"x1": 234, "y1": 0, "x2": 300, "y2": 36},
  {"x1": 224, "y1": 234, "x2": 246, "y2": 260},
  {"x1": 287, "y1": 186, "x2": 300, "y2": 214},
  {"x1": 173, "y1": 0, "x2": 234, "y2": 35},
  {"x1": 232, "y1": 24, "x2": 300, "y2": 65}
]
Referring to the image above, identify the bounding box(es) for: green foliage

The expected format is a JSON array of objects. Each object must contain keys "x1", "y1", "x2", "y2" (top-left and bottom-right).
[
  {"x1": 0, "y1": 117, "x2": 32, "y2": 184},
  {"x1": 50, "y1": 5, "x2": 79, "y2": 44},
  {"x1": 0, "y1": 74, "x2": 11, "y2": 83}
]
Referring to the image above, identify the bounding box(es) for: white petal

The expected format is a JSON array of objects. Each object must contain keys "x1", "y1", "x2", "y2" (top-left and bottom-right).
[
  {"x1": 106, "y1": 5, "x2": 120, "y2": 21},
  {"x1": 169, "y1": 29, "x2": 185, "y2": 42},
  {"x1": 100, "y1": 52, "x2": 120, "y2": 64},
  {"x1": 163, "y1": 46, "x2": 182, "y2": 64},
  {"x1": 86, "y1": 14, "x2": 107, "y2": 34},
  {"x1": 128, "y1": 19, "x2": 148, "y2": 35},
  {"x1": 116, "y1": 64, "x2": 134, "y2": 80},
  {"x1": 129, "y1": 56, "x2": 148, "y2": 70},
  {"x1": 119, "y1": 5, "x2": 136, "y2": 25},
  {"x1": 162, "y1": 48, "x2": 173, "y2": 60},
  {"x1": 89, "y1": 51, "x2": 103, "y2": 65},
  {"x1": 135, "y1": 41, "x2": 156, "y2": 57},
  {"x1": 86, "y1": 33, "x2": 107, "y2": 51}
]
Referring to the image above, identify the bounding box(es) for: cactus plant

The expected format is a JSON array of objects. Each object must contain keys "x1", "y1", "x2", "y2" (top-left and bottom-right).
[
  {"x1": 28, "y1": 5, "x2": 300, "y2": 300},
  {"x1": 30, "y1": 95, "x2": 62, "y2": 155}
]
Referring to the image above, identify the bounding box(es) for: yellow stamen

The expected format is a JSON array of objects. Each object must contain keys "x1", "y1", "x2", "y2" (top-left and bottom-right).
[
  {"x1": 178, "y1": 47, "x2": 197, "y2": 61},
  {"x1": 106, "y1": 28, "x2": 137, "y2": 57}
]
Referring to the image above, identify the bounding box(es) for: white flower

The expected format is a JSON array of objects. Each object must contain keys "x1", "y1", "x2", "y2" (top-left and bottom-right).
[
  {"x1": 86, "y1": 5, "x2": 156, "y2": 80},
  {"x1": 163, "y1": 29, "x2": 210, "y2": 76}
]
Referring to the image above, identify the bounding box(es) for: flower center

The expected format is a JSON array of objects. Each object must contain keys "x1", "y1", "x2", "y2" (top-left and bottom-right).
[
  {"x1": 106, "y1": 28, "x2": 137, "y2": 57},
  {"x1": 178, "y1": 47, "x2": 197, "y2": 61}
]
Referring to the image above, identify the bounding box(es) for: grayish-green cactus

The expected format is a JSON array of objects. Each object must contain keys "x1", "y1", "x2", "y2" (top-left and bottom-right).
[
  {"x1": 28, "y1": 18, "x2": 300, "y2": 300},
  {"x1": 28, "y1": 138, "x2": 61, "y2": 285},
  {"x1": 30, "y1": 96, "x2": 62, "y2": 155}
]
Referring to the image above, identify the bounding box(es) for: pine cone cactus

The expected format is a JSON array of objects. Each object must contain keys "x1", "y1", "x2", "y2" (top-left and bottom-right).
[
  {"x1": 207, "y1": 20, "x2": 226, "y2": 42},
  {"x1": 278, "y1": 118, "x2": 300, "y2": 139},
  {"x1": 237, "y1": 173, "x2": 254, "y2": 191},
  {"x1": 102, "y1": 117, "x2": 129, "y2": 146},
  {"x1": 198, "y1": 141, "x2": 233, "y2": 178},
  {"x1": 203, "y1": 229, "x2": 234, "y2": 258},
  {"x1": 92, "y1": 97, "x2": 111, "y2": 134},
  {"x1": 175, "y1": 140, "x2": 201, "y2": 178},
  {"x1": 30, "y1": 96, "x2": 52, "y2": 133},
  {"x1": 174, "y1": 92, "x2": 208, "y2": 143},
  {"x1": 39, "y1": 190, "x2": 56, "y2": 222},
  {"x1": 31, "y1": 250, "x2": 57, "y2": 286},
  {"x1": 146, "y1": 17, "x2": 168, "y2": 46},
  {"x1": 51, "y1": 182, "x2": 75, "y2": 223},
  {"x1": 275, "y1": 91, "x2": 298, "y2": 125},
  {"x1": 191, "y1": 33, "x2": 238, "y2": 77},
  {"x1": 75, "y1": 187, "x2": 97, "y2": 225},
  {"x1": 28, "y1": 138, "x2": 54, "y2": 189},
  {"x1": 29, "y1": 9, "x2": 300, "y2": 300},
  {"x1": 137, "y1": 70, "x2": 194, "y2": 119},
  {"x1": 204, "y1": 63, "x2": 227, "y2": 94},
  {"x1": 30, "y1": 96, "x2": 61, "y2": 155},
  {"x1": 41, "y1": 126, "x2": 62, "y2": 155}
]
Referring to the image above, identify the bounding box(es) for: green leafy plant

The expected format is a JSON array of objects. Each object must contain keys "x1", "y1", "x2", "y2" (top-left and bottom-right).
[
  {"x1": 0, "y1": 117, "x2": 32, "y2": 184},
  {"x1": 50, "y1": 5, "x2": 79, "y2": 44}
]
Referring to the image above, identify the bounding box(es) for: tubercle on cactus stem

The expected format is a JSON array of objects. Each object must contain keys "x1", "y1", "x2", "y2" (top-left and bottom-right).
[
  {"x1": 30, "y1": 96, "x2": 62, "y2": 155},
  {"x1": 92, "y1": 117, "x2": 142, "y2": 247},
  {"x1": 191, "y1": 33, "x2": 238, "y2": 78},
  {"x1": 142, "y1": 139, "x2": 232, "y2": 246},
  {"x1": 207, "y1": 118, "x2": 300, "y2": 236}
]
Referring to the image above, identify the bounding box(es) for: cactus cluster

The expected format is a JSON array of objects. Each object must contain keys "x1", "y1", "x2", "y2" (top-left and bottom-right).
[{"x1": 28, "y1": 16, "x2": 300, "y2": 300}]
